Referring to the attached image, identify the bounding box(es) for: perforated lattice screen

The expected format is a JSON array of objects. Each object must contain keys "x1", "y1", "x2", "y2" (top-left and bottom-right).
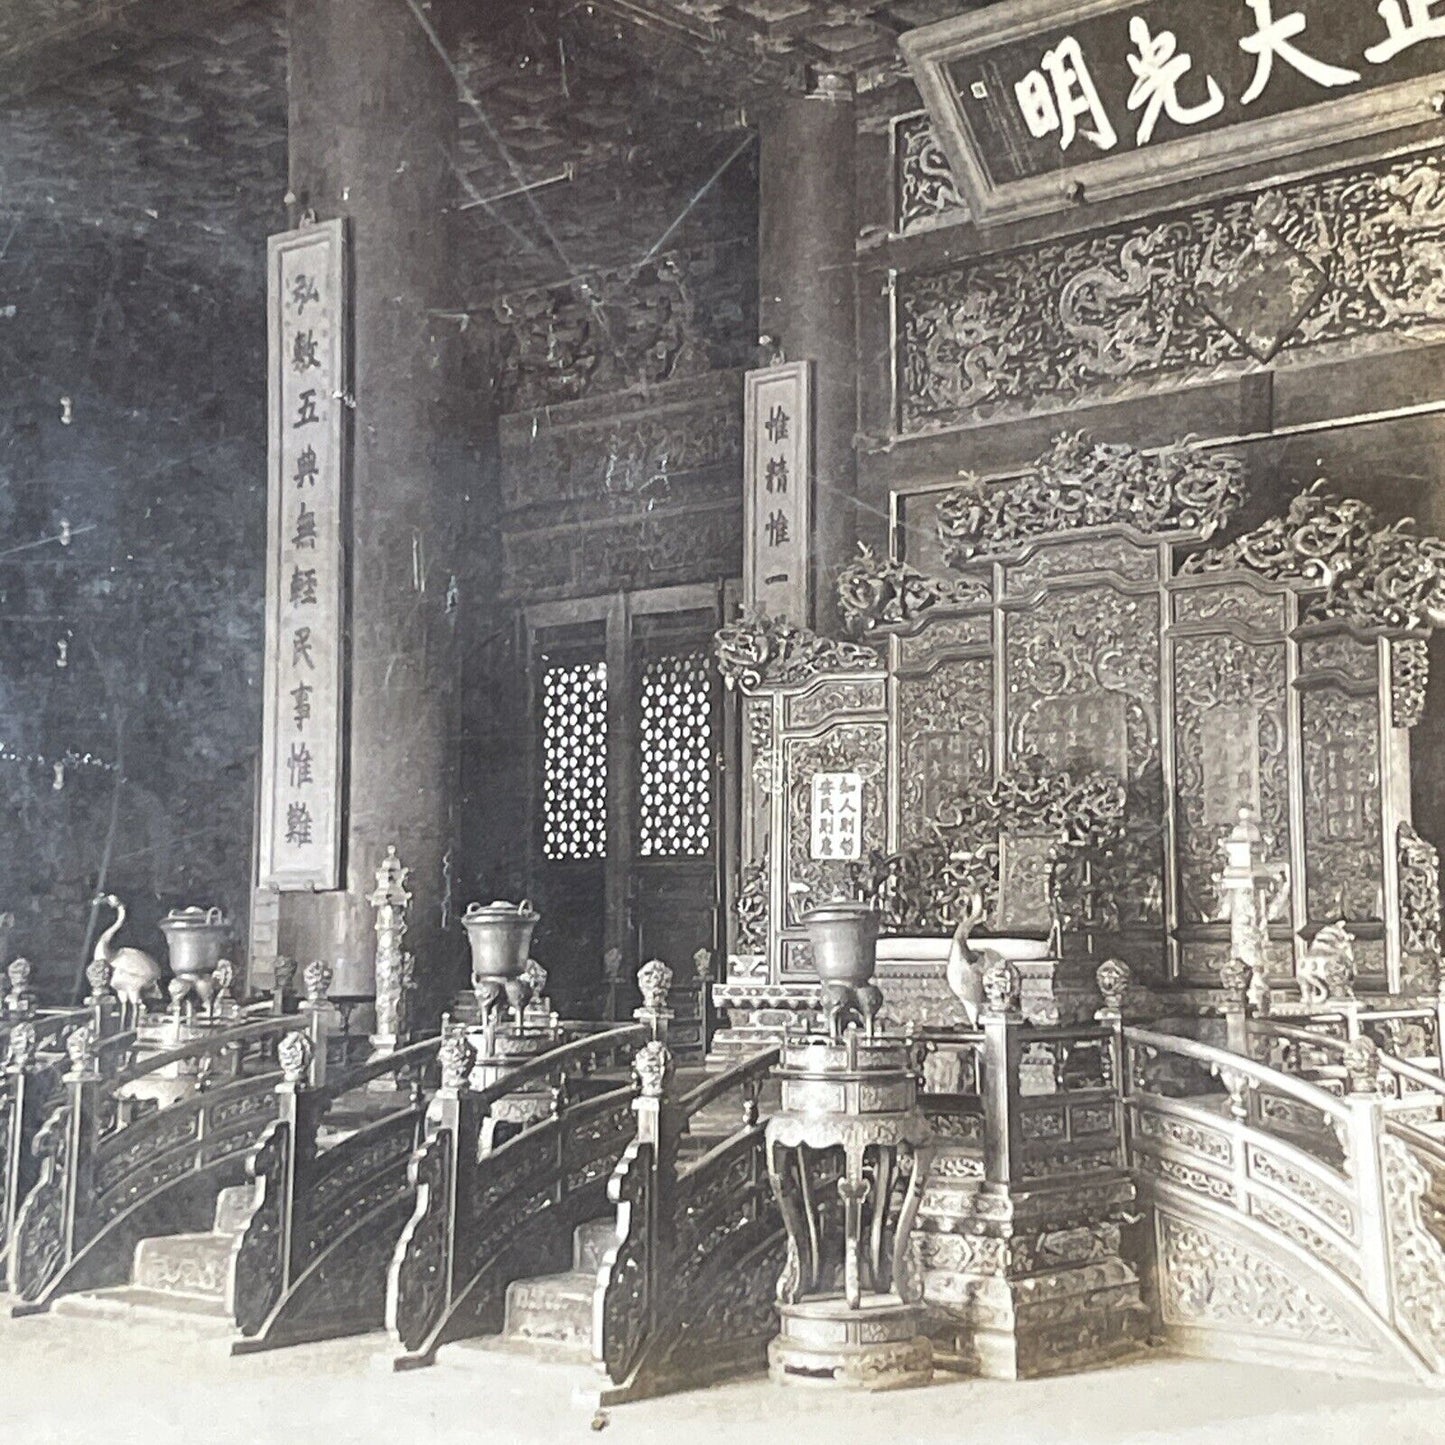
[
  {"x1": 541, "y1": 659, "x2": 608, "y2": 861},
  {"x1": 639, "y1": 649, "x2": 712, "y2": 859}
]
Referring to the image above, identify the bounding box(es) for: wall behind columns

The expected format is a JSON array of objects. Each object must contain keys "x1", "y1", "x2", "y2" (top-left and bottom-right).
[{"x1": 0, "y1": 15, "x2": 286, "y2": 992}]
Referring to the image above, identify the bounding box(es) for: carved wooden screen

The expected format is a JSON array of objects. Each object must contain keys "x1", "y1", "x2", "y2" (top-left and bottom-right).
[
  {"x1": 1166, "y1": 573, "x2": 1299, "y2": 986},
  {"x1": 1170, "y1": 566, "x2": 1435, "y2": 994},
  {"x1": 718, "y1": 436, "x2": 1445, "y2": 1007}
]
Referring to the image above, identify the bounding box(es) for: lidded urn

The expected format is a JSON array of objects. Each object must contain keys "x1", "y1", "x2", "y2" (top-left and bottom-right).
[{"x1": 463, "y1": 899, "x2": 539, "y2": 984}]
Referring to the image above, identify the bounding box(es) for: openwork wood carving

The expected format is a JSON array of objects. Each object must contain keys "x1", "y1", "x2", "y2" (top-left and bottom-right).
[
  {"x1": 936, "y1": 433, "x2": 1243, "y2": 568},
  {"x1": 714, "y1": 611, "x2": 880, "y2": 692}
]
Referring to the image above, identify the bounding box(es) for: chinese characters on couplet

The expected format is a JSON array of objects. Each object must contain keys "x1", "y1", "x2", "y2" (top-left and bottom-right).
[
  {"x1": 1014, "y1": 0, "x2": 1445, "y2": 155},
  {"x1": 744, "y1": 364, "x2": 811, "y2": 626},
  {"x1": 810, "y1": 773, "x2": 865, "y2": 862},
  {"x1": 262, "y1": 221, "x2": 345, "y2": 889}
]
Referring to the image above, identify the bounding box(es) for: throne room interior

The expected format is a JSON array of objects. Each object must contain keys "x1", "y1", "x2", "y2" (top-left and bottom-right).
[{"x1": 7, "y1": 1, "x2": 1445, "y2": 1440}]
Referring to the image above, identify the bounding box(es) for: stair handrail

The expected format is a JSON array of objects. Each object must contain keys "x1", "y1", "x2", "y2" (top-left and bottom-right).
[
  {"x1": 387, "y1": 1022, "x2": 649, "y2": 1366},
  {"x1": 230, "y1": 1031, "x2": 445, "y2": 1350},
  {"x1": 7, "y1": 1010, "x2": 323, "y2": 1308},
  {"x1": 1120, "y1": 1022, "x2": 1445, "y2": 1374},
  {"x1": 461, "y1": 1023, "x2": 648, "y2": 1120},
  {"x1": 595, "y1": 1042, "x2": 782, "y2": 1404},
  {"x1": 1250, "y1": 1017, "x2": 1445, "y2": 1106},
  {"x1": 1124, "y1": 1025, "x2": 1354, "y2": 1123},
  {"x1": 105, "y1": 1013, "x2": 304, "y2": 1093},
  {"x1": 675, "y1": 1045, "x2": 780, "y2": 1122}
]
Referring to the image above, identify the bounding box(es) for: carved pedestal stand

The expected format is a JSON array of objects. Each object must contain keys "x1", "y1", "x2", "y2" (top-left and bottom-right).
[
  {"x1": 766, "y1": 1030, "x2": 935, "y2": 1389},
  {"x1": 915, "y1": 961, "x2": 1149, "y2": 1379}
]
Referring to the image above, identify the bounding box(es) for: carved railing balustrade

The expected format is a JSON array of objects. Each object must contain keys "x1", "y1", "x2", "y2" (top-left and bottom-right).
[
  {"x1": 230, "y1": 1031, "x2": 443, "y2": 1352},
  {"x1": 387, "y1": 1023, "x2": 649, "y2": 1368},
  {"x1": 0, "y1": 1005, "x2": 109, "y2": 1284},
  {"x1": 7, "y1": 1009, "x2": 325, "y2": 1311},
  {"x1": 595, "y1": 1043, "x2": 782, "y2": 1404},
  {"x1": 1121, "y1": 1025, "x2": 1445, "y2": 1376},
  {"x1": 917, "y1": 1016, "x2": 1125, "y2": 1188}
]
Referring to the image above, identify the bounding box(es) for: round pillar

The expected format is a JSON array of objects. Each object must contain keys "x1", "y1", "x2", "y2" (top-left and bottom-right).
[
  {"x1": 277, "y1": 0, "x2": 462, "y2": 1014},
  {"x1": 758, "y1": 74, "x2": 859, "y2": 636}
]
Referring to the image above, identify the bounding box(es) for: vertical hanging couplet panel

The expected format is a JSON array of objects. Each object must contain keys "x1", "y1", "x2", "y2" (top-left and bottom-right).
[
  {"x1": 259, "y1": 220, "x2": 348, "y2": 891},
  {"x1": 744, "y1": 363, "x2": 812, "y2": 626}
]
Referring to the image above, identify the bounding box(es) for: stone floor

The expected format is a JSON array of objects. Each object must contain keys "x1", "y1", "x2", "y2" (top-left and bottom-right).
[{"x1": 2, "y1": 1307, "x2": 1442, "y2": 1445}]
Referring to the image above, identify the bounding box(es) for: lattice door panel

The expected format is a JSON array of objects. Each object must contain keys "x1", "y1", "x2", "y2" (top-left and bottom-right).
[
  {"x1": 638, "y1": 647, "x2": 713, "y2": 860},
  {"x1": 540, "y1": 658, "x2": 608, "y2": 863}
]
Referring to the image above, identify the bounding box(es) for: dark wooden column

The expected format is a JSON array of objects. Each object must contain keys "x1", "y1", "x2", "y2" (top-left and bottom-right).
[
  {"x1": 758, "y1": 73, "x2": 859, "y2": 636},
  {"x1": 277, "y1": 0, "x2": 463, "y2": 1012}
]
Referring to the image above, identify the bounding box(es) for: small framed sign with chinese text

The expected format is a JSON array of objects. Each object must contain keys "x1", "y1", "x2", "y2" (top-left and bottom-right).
[
  {"x1": 258, "y1": 219, "x2": 348, "y2": 891},
  {"x1": 744, "y1": 362, "x2": 812, "y2": 626},
  {"x1": 902, "y1": 0, "x2": 1445, "y2": 226},
  {"x1": 810, "y1": 772, "x2": 864, "y2": 862}
]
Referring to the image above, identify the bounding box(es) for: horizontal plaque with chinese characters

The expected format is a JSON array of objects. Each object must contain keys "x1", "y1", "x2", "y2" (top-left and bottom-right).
[
  {"x1": 744, "y1": 362, "x2": 811, "y2": 626},
  {"x1": 258, "y1": 220, "x2": 348, "y2": 891},
  {"x1": 811, "y1": 771, "x2": 864, "y2": 861},
  {"x1": 902, "y1": 0, "x2": 1445, "y2": 225}
]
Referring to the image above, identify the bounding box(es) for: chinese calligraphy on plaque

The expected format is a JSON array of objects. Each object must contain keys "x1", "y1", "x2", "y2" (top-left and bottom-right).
[
  {"x1": 259, "y1": 220, "x2": 347, "y2": 890},
  {"x1": 810, "y1": 772, "x2": 864, "y2": 861},
  {"x1": 744, "y1": 362, "x2": 811, "y2": 626},
  {"x1": 903, "y1": 0, "x2": 1445, "y2": 224}
]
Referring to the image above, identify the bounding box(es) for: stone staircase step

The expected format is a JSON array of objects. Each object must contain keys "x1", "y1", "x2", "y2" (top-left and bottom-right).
[
  {"x1": 133, "y1": 1231, "x2": 234, "y2": 1300},
  {"x1": 212, "y1": 1183, "x2": 256, "y2": 1235},
  {"x1": 52, "y1": 1286, "x2": 232, "y2": 1325},
  {"x1": 573, "y1": 1217, "x2": 614, "y2": 1274},
  {"x1": 504, "y1": 1271, "x2": 596, "y2": 1348}
]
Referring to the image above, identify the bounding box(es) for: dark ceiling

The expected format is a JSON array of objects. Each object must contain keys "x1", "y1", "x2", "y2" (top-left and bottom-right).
[{"x1": 0, "y1": 1, "x2": 984, "y2": 294}]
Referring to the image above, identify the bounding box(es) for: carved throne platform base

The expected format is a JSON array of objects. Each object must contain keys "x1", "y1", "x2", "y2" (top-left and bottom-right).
[
  {"x1": 915, "y1": 1173, "x2": 1149, "y2": 1380},
  {"x1": 769, "y1": 1295, "x2": 933, "y2": 1390}
]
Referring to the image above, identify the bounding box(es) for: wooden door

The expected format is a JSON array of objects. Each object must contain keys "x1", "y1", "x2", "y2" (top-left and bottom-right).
[{"x1": 525, "y1": 587, "x2": 729, "y2": 1025}]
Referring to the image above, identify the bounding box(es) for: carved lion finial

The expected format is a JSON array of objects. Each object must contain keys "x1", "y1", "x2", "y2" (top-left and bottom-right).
[
  {"x1": 7, "y1": 1019, "x2": 37, "y2": 1070},
  {"x1": 632, "y1": 1039, "x2": 674, "y2": 1099},
  {"x1": 64, "y1": 1022, "x2": 97, "y2": 1078},
  {"x1": 1219, "y1": 956, "x2": 1251, "y2": 997},
  {"x1": 85, "y1": 956, "x2": 114, "y2": 1000},
  {"x1": 302, "y1": 959, "x2": 333, "y2": 1005},
  {"x1": 438, "y1": 1027, "x2": 475, "y2": 1091},
  {"x1": 1095, "y1": 958, "x2": 1131, "y2": 1014},
  {"x1": 637, "y1": 959, "x2": 673, "y2": 1014},
  {"x1": 277, "y1": 1028, "x2": 314, "y2": 1085},
  {"x1": 980, "y1": 957, "x2": 1020, "y2": 1015},
  {"x1": 1342, "y1": 1035, "x2": 1381, "y2": 1096}
]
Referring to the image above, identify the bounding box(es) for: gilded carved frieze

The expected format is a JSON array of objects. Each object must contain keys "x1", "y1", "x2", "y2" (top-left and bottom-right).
[
  {"x1": 898, "y1": 152, "x2": 1445, "y2": 433},
  {"x1": 1172, "y1": 583, "x2": 1286, "y2": 631},
  {"x1": 1391, "y1": 639, "x2": 1430, "y2": 730},
  {"x1": 1183, "y1": 481, "x2": 1445, "y2": 635},
  {"x1": 1300, "y1": 687, "x2": 1384, "y2": 924},
  {"x1": 714, "y1": 612, "x2": 881, "y2": 692},
  {"x1": 897, "y1": 656, "x2": 993, "y2": 847},
  {"x1": 836, "y1": 545, "x2": 990, "y2": 635},
  {"x1": 936, "y1": 434, "x2": 1243, "y2": 568},
  {"x1": 1398, "y1": 822, "x2": 1442, "y2": 976},
  {"x1": 489, "y1": 246, "x2": 754, "y2": 414}
]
